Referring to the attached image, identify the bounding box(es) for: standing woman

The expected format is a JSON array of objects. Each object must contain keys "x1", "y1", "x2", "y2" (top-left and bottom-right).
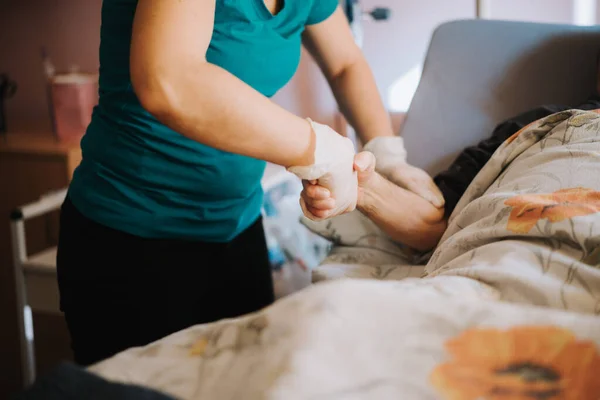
[{"x1": 57, "y1": 0, "x2": 441, "y2": 366}]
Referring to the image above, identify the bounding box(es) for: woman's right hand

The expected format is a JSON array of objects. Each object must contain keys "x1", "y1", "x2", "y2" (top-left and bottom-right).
[
  {"x1": 300, "y1": 151, "x2": 376, "y2": 220},
  {"x1": 289, "y1": 120, "x2": 358, "y2": 221}
]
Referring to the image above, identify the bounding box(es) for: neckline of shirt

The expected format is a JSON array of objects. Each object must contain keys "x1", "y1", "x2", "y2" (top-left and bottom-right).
[{"x1": 248, "y1": 0, "x2": 288, "y2": 22}]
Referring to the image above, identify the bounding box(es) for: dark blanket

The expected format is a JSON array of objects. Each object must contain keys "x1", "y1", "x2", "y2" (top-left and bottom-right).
[{"x1": 433, "y1": 94, "x2": 600, "y2": 217}]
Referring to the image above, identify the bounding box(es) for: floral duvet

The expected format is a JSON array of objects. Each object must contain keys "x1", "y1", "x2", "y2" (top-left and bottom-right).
[{"x1": 90, "y1": 109, "x2": 600, "y2": 399}]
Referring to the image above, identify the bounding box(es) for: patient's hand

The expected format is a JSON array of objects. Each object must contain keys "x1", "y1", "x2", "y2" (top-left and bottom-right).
[{"x1": 302, "y1": 152, "x2": 447, "y2": 251}]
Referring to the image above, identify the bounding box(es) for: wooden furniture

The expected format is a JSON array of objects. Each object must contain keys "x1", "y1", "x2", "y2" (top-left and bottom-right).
[{"x1": 0, "y1": 133, "x2": 80, "y2": 395}]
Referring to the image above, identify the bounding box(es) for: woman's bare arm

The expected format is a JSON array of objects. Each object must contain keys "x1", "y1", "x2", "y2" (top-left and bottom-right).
[
  {"x1": 130, "y1": 0, "x2": 315, "y2": 168},
  {"x1": 302, "y1": 8, "x2": 394, "y2": 143}
]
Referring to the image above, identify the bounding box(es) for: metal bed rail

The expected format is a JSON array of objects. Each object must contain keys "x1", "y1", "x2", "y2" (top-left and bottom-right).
[{"x1": 10, "y1": 188, "x2": 67, "y2": 387}]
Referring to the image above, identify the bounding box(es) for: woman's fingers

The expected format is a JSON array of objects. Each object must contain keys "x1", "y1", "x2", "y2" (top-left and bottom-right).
[{"x1": 389, "y1": 165, "x2": 446, "y2": 208}]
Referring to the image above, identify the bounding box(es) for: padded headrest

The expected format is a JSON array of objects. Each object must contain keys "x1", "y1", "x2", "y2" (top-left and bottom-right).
[{"x1": 401, "y1": 19, "x2": 600, "y2": 175}]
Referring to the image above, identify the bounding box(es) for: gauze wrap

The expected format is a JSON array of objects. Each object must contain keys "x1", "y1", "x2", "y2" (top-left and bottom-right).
[{"x1": 288, "y1": 119, "x2": 357, "y2": 221}]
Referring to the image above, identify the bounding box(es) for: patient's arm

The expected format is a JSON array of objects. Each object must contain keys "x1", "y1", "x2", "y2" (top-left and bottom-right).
[
  {"x1": 301, "y1": 151, "x2": 447, "y2": 251},
  {"x1": 357, "y1": 172, "x2": 447, "y2": 252}
]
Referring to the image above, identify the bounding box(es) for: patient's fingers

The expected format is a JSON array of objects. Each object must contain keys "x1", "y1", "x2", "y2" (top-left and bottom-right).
[
  {"x1": 307, "y1": 207, "x2": 332, "y2": 219},
  {"x1": 302, "y1": 180, "x2": 331, "y2": 200},
  {"x1": 301, "y1": 191, "x2": 336, "y2": 210},
  {"x1": 299, "y1": 198, "x2": 332, "y2": 221},
  {"x1": 354, "y1": 152, "x2": 377, "y2": 186}
]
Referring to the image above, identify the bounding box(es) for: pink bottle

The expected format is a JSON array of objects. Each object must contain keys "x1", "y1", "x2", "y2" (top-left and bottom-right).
[{"x1": 49, "y1": 70, "x2": 98, "y2": 142}]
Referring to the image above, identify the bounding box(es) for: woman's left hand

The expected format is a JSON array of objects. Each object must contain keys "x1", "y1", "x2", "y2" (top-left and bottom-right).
[
  {"x1": 363, "y1": 136, "x2": 445, "y2": 208},
  {"x1": 385, "y1": 164, "x2": 445, "y2": 208},
  {"x1": 301, "y1": 152, "x2": 376, "y2": 219}
]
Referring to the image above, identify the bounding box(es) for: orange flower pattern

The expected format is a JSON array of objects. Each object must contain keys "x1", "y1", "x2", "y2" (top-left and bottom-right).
[
  {"x1": 430, "y1": 326, "x2": 600, "y2": 400},
  {"x1": 504, "y1": 187, "x2": 600, "y2": 234}
]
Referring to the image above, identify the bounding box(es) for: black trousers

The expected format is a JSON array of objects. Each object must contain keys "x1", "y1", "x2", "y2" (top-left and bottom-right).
[{"x1": 56, "y1": 197, "x2": 274, "y2": 366}]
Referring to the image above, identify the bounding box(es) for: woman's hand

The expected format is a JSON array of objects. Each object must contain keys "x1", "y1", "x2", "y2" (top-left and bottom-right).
[
  {"x1": 363, "y1": 136, "x2": 445, "y2": 208},
  {"x1": 300, "y1": 152, "x2": 376, "y2": 219},
  {"x1": 291, "y1": 120, "x2": 358, "y2": 221},
  {"x1": 385, "y1": 164, "x2": 445, "y2": 208}
]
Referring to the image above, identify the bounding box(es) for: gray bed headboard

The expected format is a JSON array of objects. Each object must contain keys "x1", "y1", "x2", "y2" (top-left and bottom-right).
[{"x1": 400, "y1": 19, "x2": 600, "y2": 175}]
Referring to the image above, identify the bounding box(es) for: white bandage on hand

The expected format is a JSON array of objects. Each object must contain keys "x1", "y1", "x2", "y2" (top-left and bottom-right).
[
  {"x1": 364, "y1": 136, "x2": 445, "y2": 208},
  {"x1": 288, "y1": 119, "x2": 358, "y2": 221}
]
